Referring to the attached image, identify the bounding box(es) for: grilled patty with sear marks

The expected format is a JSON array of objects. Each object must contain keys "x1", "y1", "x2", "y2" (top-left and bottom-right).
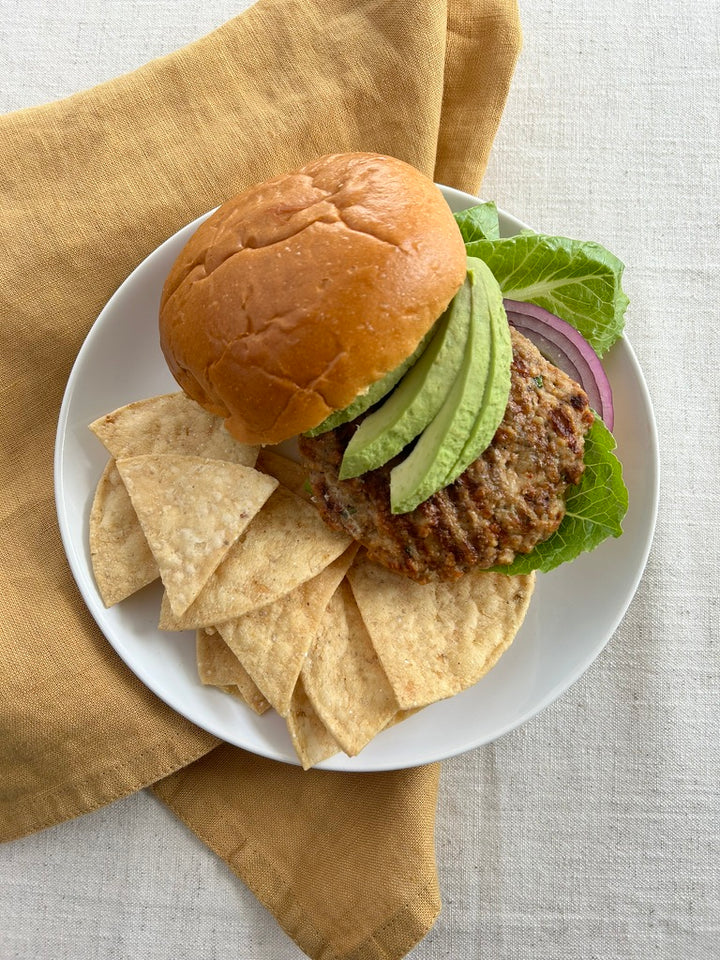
[{"x1": 298, "y1": 329, "x2": 594, "y2": 583}]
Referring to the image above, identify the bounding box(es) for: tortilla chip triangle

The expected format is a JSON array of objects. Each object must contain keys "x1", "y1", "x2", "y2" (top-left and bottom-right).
[
  {"x1": 196, "y1": 628, "x2": 271, "y2": 715},
  {"x1": 255, "y1": 449, "x2": 311, "y2": 501},
  {"x1": 89, "y1": 459, "x2": 159, "y2": 606},
  {"x1": 215, "y1": 544, "x2": 358, "y2": 716},
  {"x1": 158, "y1": 485, "x2": 352, "y2": 630},
  {"x1": 90, "y1": 392, "x2": 259, "y2": 464},
  {"x1": 286, "y1": 676, "x2": 342, "y2": 770},
  {"x1": 347, "y1": 554, "x2": 536, "y2": 709},
  {"x1": 301, "y1": 580, "x2": 399, "y2": 757},
  {"x1": 116, "y1": 455, "x2": 278, "y2": 616}
]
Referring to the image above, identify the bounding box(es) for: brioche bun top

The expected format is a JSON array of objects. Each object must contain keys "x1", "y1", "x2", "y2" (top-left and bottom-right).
[{"x1": 159, "y1": 152, "x2": 467, "y2": 445}]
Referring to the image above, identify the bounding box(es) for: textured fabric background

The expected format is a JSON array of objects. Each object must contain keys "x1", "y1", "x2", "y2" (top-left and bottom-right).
[{"x1": 1, "y1": 1, "x2": 717, "y2": 959}]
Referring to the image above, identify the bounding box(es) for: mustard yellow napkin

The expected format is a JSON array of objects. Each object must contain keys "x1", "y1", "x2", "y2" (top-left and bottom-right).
[{"x1": 0, "y1": 1, "x2": 521, "y2": 956}]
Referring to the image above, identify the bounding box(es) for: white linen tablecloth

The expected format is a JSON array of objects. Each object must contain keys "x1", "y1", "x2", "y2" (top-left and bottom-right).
[{"x1": 1, "y1": 1, "x2": 717, "y2": 957}]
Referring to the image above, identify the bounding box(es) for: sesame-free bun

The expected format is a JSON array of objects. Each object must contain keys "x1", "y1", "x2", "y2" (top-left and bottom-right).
[{"x1": 159, "y1": 153, "x2": 467, "y2": 445}]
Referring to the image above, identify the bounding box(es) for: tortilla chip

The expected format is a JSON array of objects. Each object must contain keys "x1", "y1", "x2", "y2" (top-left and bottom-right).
[
  {"x1": 116, "y1": 455, "x2": 278, "y2": 616},
  {"x1": 90, "y1": 392, "x2": 258, "y2": 465},
  {"x1": 255, "y1": 449, "x2": 310, "y2": 501},
  {"x1": 286, "y1": 675, "x2": 342, "y2": 769},
  {"x1": 158, "y1": 486, "x2": 352, "y2": 630},
  {"x1": 196, "y1": 628, "x2": 270, "y2": 715},
  {"x1": 347, "y1": 555, "x2": 536, "y2": 710},
  {"x1": 302, "y1": 580, "x2": 398, "y2": 757},
  {"x1": 385, "y1": 708, "x2": 420, "y2": 729},
  {"x1": 218, "y1": 684, "x2": 272, "y2": 714},
  {"x1": 216, "y1": 545, "x2": 358, "y2": 716},
  {"x1": 89, "y1": 459, "x2": 159, "y2": 606}
]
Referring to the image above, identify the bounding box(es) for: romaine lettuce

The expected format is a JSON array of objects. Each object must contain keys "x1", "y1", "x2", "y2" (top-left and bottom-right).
[
  {"x1": 465, "y1": 233, "x2": 628, "y2": 357},
  {"x1": 453, "y1": 202, "x2": 500, "y2": 242}
]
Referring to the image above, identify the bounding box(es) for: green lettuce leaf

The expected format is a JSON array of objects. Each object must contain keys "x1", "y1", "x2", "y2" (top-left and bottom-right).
[
  {"x1": 454, "y1": 202, "x2": 500, "y2": 243},
  {"x1": 465, "y1": 233, "x2": 629, "y2": 356},
  {"x1": 491, "y1": 417, "x2": 628, "y2": 575}
]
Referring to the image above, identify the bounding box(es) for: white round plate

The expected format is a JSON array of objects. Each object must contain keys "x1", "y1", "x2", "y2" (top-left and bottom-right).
[{"x1": 55, "y1": 185, "x2": 658, "y2": 771}]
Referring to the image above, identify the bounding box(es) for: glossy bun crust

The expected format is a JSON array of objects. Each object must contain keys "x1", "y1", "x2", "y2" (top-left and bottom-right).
[{"x1": 159, "y1": 153, "x2": 467, "y2": 445}]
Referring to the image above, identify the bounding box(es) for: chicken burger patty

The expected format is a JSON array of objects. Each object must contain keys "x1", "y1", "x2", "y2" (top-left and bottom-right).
[{"x1": 298, "y1": 329, "x2": 595, "y2": 583}]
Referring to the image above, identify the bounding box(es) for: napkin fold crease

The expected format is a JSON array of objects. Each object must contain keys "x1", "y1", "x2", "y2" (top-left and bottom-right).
[{"x1": 0, "y1": 1, "x2": 521, "y2": 957}]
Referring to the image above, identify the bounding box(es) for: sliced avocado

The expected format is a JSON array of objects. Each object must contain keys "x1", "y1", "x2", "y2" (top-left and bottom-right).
[
  {"x1": 303, "y1": 327, "x2": 435, "y2": 437},
  {"x1": 338, "y1": 281, "x2": 472, "y2": 479},
  {"x1": 389, "y1": 258, "x2": 512, "y2": 514},
  {"x1": 441, "y1": 258, "x2": 512, "y2": 484},
  {"x1": 389, "y1": 264, "x2": 493, "y2": 514}
]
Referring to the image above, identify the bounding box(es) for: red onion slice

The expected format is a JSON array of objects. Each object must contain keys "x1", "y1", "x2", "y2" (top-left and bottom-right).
[{"x1": 503, "y1": 299, "x2": 614, "y2": 430}]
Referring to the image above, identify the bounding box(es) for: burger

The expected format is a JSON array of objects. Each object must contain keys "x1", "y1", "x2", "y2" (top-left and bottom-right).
[{"x1": 159, "y1": 152, "x2": 627, "y2": 585}]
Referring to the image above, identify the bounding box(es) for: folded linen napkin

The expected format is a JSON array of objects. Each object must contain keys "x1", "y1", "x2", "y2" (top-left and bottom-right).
[{"x1": 0, "y1": 1, "x2": 521, "y2": 956}]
